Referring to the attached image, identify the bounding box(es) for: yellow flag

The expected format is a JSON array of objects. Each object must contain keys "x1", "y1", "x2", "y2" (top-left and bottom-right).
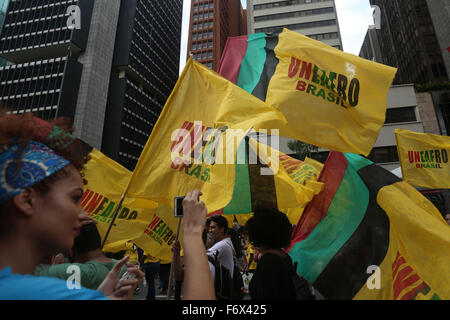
[
  {"x1": 132, "y1": 203, "x2": 182, "y2": 262},
  {"x1": 124, "y1": 59, "x2": 287, "y2": 213},
  {"x1": 395, "y1": 129, "x2": 450, "y2": 189},
  {"x1": 252, "y1": 29, "x2": 397, "y2": 156},
  {"x1": 81, "y1": 148, "x2": 158, "y2": 252},
  {"x1": 355, "y1": 181, "x2": 450, "y2": 300}
]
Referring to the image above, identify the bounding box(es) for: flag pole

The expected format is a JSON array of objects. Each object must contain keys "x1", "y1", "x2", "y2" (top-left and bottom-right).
[
  {"x1": 167, "y1": 217, "x2": 183, "y2": 300},
  {"x1": 101, "y1": 193, "x2": 126, "y2": 249}
]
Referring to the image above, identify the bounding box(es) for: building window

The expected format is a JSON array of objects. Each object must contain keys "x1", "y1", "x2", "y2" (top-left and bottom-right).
[
  {"x1": 367, "y1": 146, "x2": 399, "y2": 163},
  {"x1": 385, "y1": 107, "x2": 417, "y2": 124},
  {"x1": 255, "y1": 19, "x2": 336, "y2": 34},
  {"x1": 254, "y1": 7, "x2": 334, "y2": 22}
]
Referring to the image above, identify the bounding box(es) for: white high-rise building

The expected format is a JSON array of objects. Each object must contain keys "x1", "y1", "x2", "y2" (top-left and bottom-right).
[{"x1": 247, "y1": 0, "x2": 343, "y2": 50}]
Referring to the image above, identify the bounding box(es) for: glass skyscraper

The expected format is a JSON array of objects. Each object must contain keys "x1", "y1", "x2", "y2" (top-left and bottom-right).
[{"x1": 0, "y1": 0, "x2": 183, "y2": 171}]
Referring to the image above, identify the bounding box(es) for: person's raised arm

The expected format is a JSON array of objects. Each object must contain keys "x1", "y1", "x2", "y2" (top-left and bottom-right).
[{"x1": 182, "y1": 190, "x2": 216, "y2": 300}]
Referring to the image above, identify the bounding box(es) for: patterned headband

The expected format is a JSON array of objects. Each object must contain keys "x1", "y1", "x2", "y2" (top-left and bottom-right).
[{"x1": 0, "y1": 141, "x2": 70, "y2": 204}]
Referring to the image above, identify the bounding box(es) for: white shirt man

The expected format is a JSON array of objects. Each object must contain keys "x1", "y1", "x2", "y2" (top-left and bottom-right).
[{"x1": 206, "y1": 216, "x2": 234, "y2": 280}]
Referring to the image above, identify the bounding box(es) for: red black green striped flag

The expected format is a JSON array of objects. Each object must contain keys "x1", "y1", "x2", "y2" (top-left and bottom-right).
[
  {"x1": 218, "y1": 29, "x2": 397, "y2": 156},
  {"x1": 286, "y1": 151, "x2": 450, "y2": 300}
]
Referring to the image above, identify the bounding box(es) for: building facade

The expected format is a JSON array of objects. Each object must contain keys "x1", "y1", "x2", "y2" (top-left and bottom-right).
[
  {"x1": 186, "y1": 0, "x2": 247, "y2": 71},
  {"x1": 369, "y1": 0, "x2": 449, "y2": 85},
  {"x1": 0, "y1": 0, "x2": 95, "y2": 121},
  {"x1": 365, "y1": 0, "x2": 450, "y2": 136},
  {"x1": 102, "y1": 0, "x2": 183, "y2": 170},
  {"x1": 246, "y1": 0, "x2": 343, "y2": 50},
  {"x1": 0, "y1": 0, "x2": 183, "y2": 171}
]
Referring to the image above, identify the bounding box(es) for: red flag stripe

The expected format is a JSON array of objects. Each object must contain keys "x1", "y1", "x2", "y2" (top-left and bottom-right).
[
  {"x1": 287, "y1": 152, "x2": 348, "y2": 251},
  {"x1": 217, "y1": 35, "x2": 248, "y2": 84}
]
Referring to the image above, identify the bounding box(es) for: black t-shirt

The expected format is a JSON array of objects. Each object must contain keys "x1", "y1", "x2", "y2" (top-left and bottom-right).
[{"x1": 249, "y1": 252, "x2": 296, "y2": 300}]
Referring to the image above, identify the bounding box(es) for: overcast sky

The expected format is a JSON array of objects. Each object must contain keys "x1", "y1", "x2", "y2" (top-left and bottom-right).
[{"x1": 179, "y1": 0, "x2": 374, "y2": 73}]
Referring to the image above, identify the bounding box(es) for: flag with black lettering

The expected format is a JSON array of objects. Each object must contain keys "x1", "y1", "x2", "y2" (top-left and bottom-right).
[
  {"x1": 218, "y1": 29, "x2": 397, "y2": 156},
  {"x1": 395, "y1": 129, "x2": 450, "y2": 189},
  {"x1": 287, "y1": 151, "x2": 450, "y2": 300},
  {"x1": 123, "y1": 59, "x2": 286, "y2": 213}
]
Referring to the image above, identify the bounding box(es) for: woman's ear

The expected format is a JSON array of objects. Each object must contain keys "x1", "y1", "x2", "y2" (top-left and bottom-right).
[{"x1": 12, "y1": 189, "x2": 36, "y2": 216}]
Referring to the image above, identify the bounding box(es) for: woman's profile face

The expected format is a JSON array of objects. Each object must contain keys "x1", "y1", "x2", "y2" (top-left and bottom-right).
[{"x1": 29, "y1": 165, "x2": 86, "y2": 254}]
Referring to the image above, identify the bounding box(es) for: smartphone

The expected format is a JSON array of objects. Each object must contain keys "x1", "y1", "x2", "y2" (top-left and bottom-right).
[{"x1": 174, "y1": 196, "x2": 185, "y2": 217}]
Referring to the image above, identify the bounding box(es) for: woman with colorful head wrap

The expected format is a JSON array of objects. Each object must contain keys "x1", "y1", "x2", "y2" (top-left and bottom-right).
[{"x1": 0, "y1": 111, "x2": 143, "y2": 300}]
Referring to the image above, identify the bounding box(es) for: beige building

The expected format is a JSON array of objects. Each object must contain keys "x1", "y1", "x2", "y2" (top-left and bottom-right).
[{"x1": 246, "y1": 0, "x2": 343, "y2": 50}]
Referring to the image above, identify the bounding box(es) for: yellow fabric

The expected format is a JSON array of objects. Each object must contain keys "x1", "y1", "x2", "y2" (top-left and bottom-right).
[
  {"x1": 354, "y1": 182, "x2": 450, "y2": 300},
  {"x1": 281, "y1": 206, "x2": 305, "y2": 225},
  {"x1": 143, "y1": 254, "x2": 159, "y2": 264},
  {"x1": 132, "y1": 203, "x2": 182, "y2": 263},
  {"x1": 234, "y1": 214, "x2": 252, "y2": 227},
  {"x1": 124, "y1": 59, "x2": 287, "y2": 214},
  {"x1": 124, "y1": 242, "x2": 139, "y2": 264},
  {"x1": 248, "y1": 137, "x2": 324, "y2": 210},
  {"x1": 246, "y1": 244, "x2": 257, "y2": 270},
  {"x1": 82, "y1": 148, "x2": 158, "y2": 252},
  {"x1": 254, "y1": 28, "x2": 397, "y2": 156},
  {"x1": 395, "y1": 129, "x2": 450, "y2": 189}
]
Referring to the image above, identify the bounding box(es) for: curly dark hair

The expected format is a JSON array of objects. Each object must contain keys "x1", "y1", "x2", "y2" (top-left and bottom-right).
[
  {"x1": 0, "y1": 109, "x2": 91, "y2": 196},
  {"x1": 246, "y1": 207, "x2": 293, "y2": 249}
]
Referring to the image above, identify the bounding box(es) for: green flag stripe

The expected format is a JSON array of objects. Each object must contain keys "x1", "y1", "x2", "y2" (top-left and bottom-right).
[
  {"x1": 236, "y1": 33, "x2": 267, "y2": 94},
  {"x1": 223, "y1": 139, "x2": 252, "y2": 214},
  {"x1": 289, "y1": 156, "x2": 370, "y2": 284},
  {"x1": 312, "y1": 163, "x2": 393, "y2": 299},
  {"x1": 251, "y1": 35, "x2": 280, "y2": 101}
]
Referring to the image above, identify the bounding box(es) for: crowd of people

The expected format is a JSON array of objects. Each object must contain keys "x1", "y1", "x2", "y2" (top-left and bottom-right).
[{"x1": 0, "y1": 111, "x2": 449, "y2": 301}]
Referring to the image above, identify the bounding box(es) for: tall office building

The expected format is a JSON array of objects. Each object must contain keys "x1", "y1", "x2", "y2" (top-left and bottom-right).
[
  {"x1": 246, "y1": 0, "x2": 343, "y2": 50},
  {"x1": 102, "y1": 0, "x2": 183, "y2": 170},
  {"x1": 367, "y1": 0, "x2": 449, "y2": 135},
  {"x1": 187, "y1": 0, "x2": 247, "y2": 71},
  {"x1": 0, "y1": 0, "x2": 183, "y2": 171},
  {"x1": 359, "y1": 28, "x2": 383, "y2": 64}
]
